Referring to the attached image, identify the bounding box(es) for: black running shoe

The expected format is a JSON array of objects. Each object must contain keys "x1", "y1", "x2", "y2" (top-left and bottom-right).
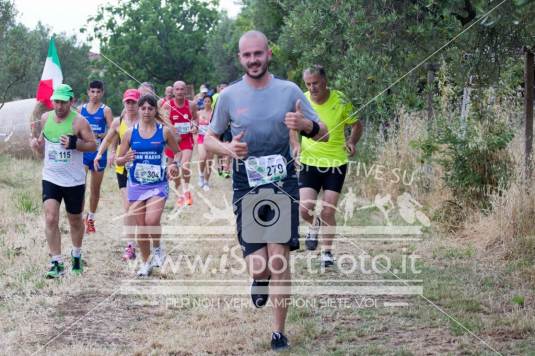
[
  {"x1": 321, "y1": 251, "x2": 334, "y2": 268},
  {"x1": 305, "y1": 219, "x2": 321, "y2": 251},
  {"x1": 251, "y1": 277, "x2": 270, "y2": 308},
  {"x1": 271, "y1": 332, "x2": 289, "y2": 351}
]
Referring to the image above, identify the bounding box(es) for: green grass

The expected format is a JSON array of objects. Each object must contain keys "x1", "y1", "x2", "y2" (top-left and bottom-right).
[{"x1": 13, "y1": 191, "x2": 40, "y2": 214}]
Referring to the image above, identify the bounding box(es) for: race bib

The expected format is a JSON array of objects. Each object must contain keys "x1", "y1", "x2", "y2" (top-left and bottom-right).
[
  {"x1": 47, "y1": 142, "x2": 72, "y2": 164},
  {"x1": 134, "y1": 162, "x2": 162, "y2": 184},
  {"x1": 174, "y1": 122, "x2": 191, "y2": 134},
  {"x1": 245, "y1": 155, "x2": 287, "y2": 187},
  {"x1": 198, "y1": 124, "x2": 209, "y2": 135}
]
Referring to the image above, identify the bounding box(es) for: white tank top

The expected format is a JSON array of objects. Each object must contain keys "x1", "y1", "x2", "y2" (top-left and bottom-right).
[{"x1": 42, "y1": 112, "x2": 86, "y2": 186}]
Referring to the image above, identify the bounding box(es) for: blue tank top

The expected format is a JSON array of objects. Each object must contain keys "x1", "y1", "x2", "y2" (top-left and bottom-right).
[
  {"x1": 81, "y1": 104, "x2": 107, "y2": 136},
  {"x1": 128, "y1": 123, "x2": 167, "y2": 185}
]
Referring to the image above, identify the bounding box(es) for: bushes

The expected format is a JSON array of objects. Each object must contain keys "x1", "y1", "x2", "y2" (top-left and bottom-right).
[{"x1": 413, "y1": 115, "x2": 514, "y2": 210}]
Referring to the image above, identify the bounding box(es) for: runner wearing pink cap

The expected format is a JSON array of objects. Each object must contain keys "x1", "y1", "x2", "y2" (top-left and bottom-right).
[{"x1": 94, "y1": 88, "x2": 141, "y2": 261}]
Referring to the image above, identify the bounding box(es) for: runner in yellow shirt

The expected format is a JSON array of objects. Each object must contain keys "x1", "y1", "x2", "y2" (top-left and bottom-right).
[{"x1": 298, "y1": 65, "x2": 363, "y2": 267}]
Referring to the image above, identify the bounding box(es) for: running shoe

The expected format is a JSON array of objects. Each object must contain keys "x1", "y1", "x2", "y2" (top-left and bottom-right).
[
  {"x1": 251, "y1": 277, "x2": 270, "y2": 308},
  {"x1": 176, "y1": 195, "x2": 186, "y2": 208},
  {"x1": 122, "y1": 244, "x2": 136, "y2": 261},
  {"x1": 46, "y1": 261, "x2": 65, "y2": 279},
  {"x1": 184, "y1": 191, "x2": 193, "y2": 206},
  {"x1": 85, "y1": 216, "x2": 96, "y2": 234},
  {"x1": 202, "y1": 183, "x2": 210, "y2": 192},
  {"x1": 305, "y1": 219, "x2": 321, "y2": 251},
  {"x1": 222, "y1": 171, "x2": 231, "y2": 179},
  {"x1": 137, "y1": 262, "x2": 152, "y2": 277},
  {"x1": 271, "y1": 332, "x2": 289, "y2": 351},
  {"x1": 321, "y1": 251, "x2": 334, "y2": 268},
  {"x1": 151, "y1": 247, "x2": 166, "y2": 268},
  {"x1": 71, "y1": 252, "x2": 83, "y2": 275},
  {"x1": 198, "y1": 176, "x2": 205, "y2": 187}
]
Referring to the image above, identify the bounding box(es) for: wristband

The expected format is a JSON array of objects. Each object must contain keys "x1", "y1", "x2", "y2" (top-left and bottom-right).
[
  {"x1": 301, "y1": 121, "x2": 320, "y2": 138},
  {"x1": 67, "y1": 135, "x2": 78, "y2": 149}
]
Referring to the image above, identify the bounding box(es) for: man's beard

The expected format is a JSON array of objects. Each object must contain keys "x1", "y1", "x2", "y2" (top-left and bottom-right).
[{"x1": 246, "y1": 60, "x2": 269, "y2": 79}]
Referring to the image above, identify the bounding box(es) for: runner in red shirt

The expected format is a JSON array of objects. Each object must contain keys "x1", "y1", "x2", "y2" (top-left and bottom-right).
[{"x1": 163, "y1": 80, "x2": 198, "y2": 207}]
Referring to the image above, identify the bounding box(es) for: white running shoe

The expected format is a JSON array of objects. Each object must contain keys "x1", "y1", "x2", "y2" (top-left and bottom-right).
[
  {"x1": 202, "y1": 183, "x2": 210, "y2": 192},
  {"x1": 198, "y1": 176, "x2": 205, "y2": 187},
  {"x1": 137, "y1": 262, "x2": 152, "y2": 277},
  {"x1": 151, "y1": 247, "x2": 166, "y2": 268}
]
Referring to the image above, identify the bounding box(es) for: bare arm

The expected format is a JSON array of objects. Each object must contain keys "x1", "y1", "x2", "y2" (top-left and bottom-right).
[
  {"x1": 284, "y1": 100, "x2": 329, "y2": 142},
  {"x1": 301, "y1": 119, "x2": 329, "y2": 142},
  {"x1": 72, "y1": 115, "x2": 98, "y2": 152},
  {"x1": 164, "y1": 126, "x2": 180, "y2": 156},
  {"x1": 104, "y1": 106, "x2": 114, "y2": 131},
  {"x1": 29, "y1": 113, "x2": 47, "y2": 158},
  {"x1": 346, "y1": 120, "x2": 363, "y2": 157},
  {"x1": 115, "y1": 129, "x2": 135, "y2": 166},
  {"x1": 348, "y1": 120, "x2": 363, "y2": 145},
  {"x1": 190, "y1": 101, "x2": 199, "y2": 133},
  {"x1": 205, "y1": 129, "x2": 247, "y2": 159},
  {"x1": 97, "y1": 117, "x2": 120, "y2": 157}
]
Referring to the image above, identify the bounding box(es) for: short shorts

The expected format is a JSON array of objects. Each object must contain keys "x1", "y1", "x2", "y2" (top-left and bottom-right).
[
  {"x1": 42, "y1": 180, "x2": 85, "y2": 214},
  {"x1": 298, "y1": 163, "x2": 348, "y2": 193}
]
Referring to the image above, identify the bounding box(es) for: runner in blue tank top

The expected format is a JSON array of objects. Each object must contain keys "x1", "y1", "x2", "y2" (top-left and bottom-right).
[
  {"x1": 116, "y1": 94, "x2": 180, "y2": 277},
  {"x1": 78, "y1": 80, "x2": 114, "y2": 234}
]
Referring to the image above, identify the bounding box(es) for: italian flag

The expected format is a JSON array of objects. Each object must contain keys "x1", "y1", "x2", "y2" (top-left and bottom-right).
[{"x1": 36, "y1": 38, "x2": 63, "y2": 109}]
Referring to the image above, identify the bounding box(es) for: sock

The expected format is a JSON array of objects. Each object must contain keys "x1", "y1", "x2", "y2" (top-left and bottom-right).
[
  {"x1": 309, "y1": 222, "x2": 320, "y2": 233},
  {"x1": 72, "y1": 247, "x2": 82, "y2": 258},
  {"x1": 51, "y1": 255, "x2": 63, "y2": 263},
  {"x1": 88, "y1": 212, "x2": 95, "y2": 220}
]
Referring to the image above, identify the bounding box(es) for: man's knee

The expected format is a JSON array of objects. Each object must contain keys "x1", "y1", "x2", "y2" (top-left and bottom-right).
[
  {"x1": 299, "y1": 202, "x2": 315, "y2": 219},
  {"x1": 68, "y1": 213, "x2": 83, "y2": 227},
  {"x1": 320, "y1": 206, "x2": 336, "y2": 222},
  {"x1": 248, "y1": 254, "x2": 269, "y2": 279},
  {"x1": 269, "y1": 254, "x2": 290, "y2": 275},
  {"x1": 45, "y1": 209, "x2": 59, "y2": 227}
]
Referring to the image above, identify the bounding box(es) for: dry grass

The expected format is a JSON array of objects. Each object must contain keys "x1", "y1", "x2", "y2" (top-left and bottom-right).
[{"x1": 1, "y1": 113, "x2": 535, "y2": 356}]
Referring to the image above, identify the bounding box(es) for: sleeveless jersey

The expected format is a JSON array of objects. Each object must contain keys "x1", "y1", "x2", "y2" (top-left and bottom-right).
[
  {"x1": 128, "y1": 123, "x2": 167, "y2": 185},
  {"x1": 165, "y1": 99, "x2": 193, "y2": 134},
  {"x1": 115, "y1": 119, "x2": 129, "y2": 174},
  {"x1": 42, "y1": 111, "x2": 85, "y2": 186}
]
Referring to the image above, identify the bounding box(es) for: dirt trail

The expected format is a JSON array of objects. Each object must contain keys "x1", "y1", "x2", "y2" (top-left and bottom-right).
[{"x1": 1, "y1": 156, "x2": 534, "y2": 355}]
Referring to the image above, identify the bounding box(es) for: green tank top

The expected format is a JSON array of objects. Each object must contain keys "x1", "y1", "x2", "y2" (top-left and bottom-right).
[{"x1": 43, "y1": 111, "x2": 76, "y2": 142}]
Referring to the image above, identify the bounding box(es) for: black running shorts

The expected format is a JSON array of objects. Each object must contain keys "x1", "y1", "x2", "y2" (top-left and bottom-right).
[
  {"x1": 42, "y1": 180, "x2": 85, "y2": 214},
  {"x1": 233, "y1": 179, "x2": 300, "y2": 258},
  {"x1": 116, "y1": 171, "x2": 128, "y2": 189},
  {"x1": 298, "y1": 163, "x2": 348, "y2": 193}
]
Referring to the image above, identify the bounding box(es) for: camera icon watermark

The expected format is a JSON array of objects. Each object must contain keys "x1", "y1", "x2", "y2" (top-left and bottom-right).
[{"x1": 241, "y1": 187, "x2": 292, "y2": 244}]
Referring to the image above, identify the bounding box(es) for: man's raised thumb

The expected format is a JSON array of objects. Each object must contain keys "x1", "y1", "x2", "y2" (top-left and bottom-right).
[
  {"x1": 295, "y1": 99, "x2": 302, "y2": 113},
  {"x1": 234, "y1": 131, "x2": 245, "y2": 141}
]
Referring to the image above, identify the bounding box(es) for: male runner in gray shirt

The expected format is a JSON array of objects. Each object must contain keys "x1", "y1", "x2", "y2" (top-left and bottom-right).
[{"x1": 205, "y1": 30, "x2": 328, "y2": 351}]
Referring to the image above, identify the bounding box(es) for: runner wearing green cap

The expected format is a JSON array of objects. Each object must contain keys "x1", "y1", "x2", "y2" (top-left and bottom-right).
[{"x1": 30, "y1": 84, "x2": 98, "y2": 278}]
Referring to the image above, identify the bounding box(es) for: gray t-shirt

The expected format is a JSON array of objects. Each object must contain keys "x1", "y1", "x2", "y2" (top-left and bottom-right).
[{"x1": 210, "y1": 75, "x2": 320, "y2": 190}]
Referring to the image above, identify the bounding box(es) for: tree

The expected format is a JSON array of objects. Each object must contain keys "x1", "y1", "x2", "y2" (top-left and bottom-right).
[
  {"x1": 87, "y1": 0, "x2": 220, "y2": 111},
  {"x1": 205, "y1": 14, "x2": 242, "y2": 85}
]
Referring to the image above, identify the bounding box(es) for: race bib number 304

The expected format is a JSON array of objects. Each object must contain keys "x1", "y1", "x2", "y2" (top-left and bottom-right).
[
  {"x1": 134, "y1": 163, "x2": 162, "y2": 184},
  {"x1": 245, "y1": 155, "x2": 287, "y2": 187}
]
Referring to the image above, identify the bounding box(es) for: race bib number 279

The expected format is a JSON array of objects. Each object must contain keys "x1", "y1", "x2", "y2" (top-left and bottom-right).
[{"x1": 245, "y1": 154, "x2": 287, "y2": 187}]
